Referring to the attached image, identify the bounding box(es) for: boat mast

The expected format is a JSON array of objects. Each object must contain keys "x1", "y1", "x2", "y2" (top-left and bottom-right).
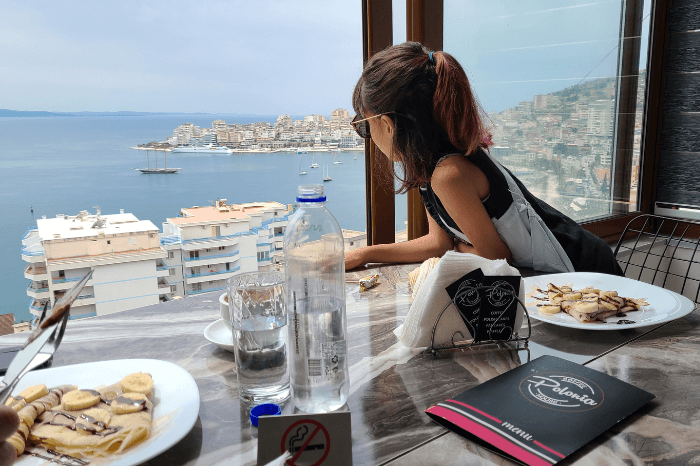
[{"x1": 147, "y1": 150, "x2": 150, "y2": 170}]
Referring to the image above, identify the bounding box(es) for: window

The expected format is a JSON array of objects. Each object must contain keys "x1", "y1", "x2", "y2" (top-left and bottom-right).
[
  {"x1": 169, "y1": 268, "x2": 175, "y2": 276},
  {"x1": 168, "y1": 251, "x2": 174, "y2": 259},
  {"x1": 5, "y1": 1, "x2": 363, "y2": 323},
  {"x1": 367, "y1": 0, "x2": 655, "y2": 244},
  {"x1": 442, "y1": 0, "x2": 650, "y2": 223},
  {"x1": 107, "y1": 240, "x2": 110, "y2": 244}
]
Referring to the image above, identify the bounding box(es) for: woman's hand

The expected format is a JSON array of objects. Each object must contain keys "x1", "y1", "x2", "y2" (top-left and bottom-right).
[
  {"x1": 0, "y1": 405, "x2": 19, "y2": 466},
  {"x1": 345, "y1": 248, "x2": 368, "y2": 271}
]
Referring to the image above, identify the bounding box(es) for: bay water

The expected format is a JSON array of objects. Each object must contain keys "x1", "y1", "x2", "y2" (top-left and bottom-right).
[{"x1": 1, "y1": 115, "x2": 407, "y2": 323}]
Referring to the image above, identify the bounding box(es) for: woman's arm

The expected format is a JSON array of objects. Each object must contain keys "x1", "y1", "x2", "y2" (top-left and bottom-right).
[
  {"x1": 345, "y1": 207, "x2": 453, "y2": 270},
  {"x1": 431, "y1": 156, "x2": 512, "y2": 263}
]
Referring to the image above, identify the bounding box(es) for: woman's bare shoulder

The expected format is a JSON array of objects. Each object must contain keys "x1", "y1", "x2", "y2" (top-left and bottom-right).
[{"x1": 432, "y1": 154, "x2": 485, "y2": 193}]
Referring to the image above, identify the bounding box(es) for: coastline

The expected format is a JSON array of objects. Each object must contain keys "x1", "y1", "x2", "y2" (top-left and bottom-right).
[{"x1": 130, "y1": 146, "x2": 365, "y2": 153}]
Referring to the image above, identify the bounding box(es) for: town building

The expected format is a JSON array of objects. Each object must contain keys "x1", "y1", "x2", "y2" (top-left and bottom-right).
[
  {"x1": 22, "y1": 210, "x2": 167, "y2": 322},
  {"x1": 159, "y1": 200, "x2": 291, "y2": 298}
]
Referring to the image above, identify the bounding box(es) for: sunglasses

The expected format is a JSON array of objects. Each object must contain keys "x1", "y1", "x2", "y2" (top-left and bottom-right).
[{"x1": 351, "y1": 112, "x2": 401, "y2": 139}]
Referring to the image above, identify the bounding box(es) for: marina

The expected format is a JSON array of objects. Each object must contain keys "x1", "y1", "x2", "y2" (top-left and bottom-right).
[{"x1": 2, "y1": 114, "x2": 396, "y2": 323}]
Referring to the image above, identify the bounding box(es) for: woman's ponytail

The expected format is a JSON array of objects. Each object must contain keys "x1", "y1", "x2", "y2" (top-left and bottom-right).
[{"x1": 432, "y1": 51, "x2": 492, "y2": 154}]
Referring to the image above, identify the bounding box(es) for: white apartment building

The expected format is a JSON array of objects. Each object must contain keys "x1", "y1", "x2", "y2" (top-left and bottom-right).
[
  {"x1": 22, "y1": 210, "x2": 167, "y2": 322},
  {"x1": 159, "y1": 200, "x2": 290, "y2": 298},
  {"x1": 587, "y1": 100, "x2": 615, "y2": 137}
]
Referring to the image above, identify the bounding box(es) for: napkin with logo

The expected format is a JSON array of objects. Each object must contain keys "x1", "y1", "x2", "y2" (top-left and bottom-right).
[{"x1": 394, "y1": 251, "x2": 525, "y2": 348}]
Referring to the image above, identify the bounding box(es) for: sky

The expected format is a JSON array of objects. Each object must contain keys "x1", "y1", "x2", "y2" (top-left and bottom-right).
[{"x1": 1, "y1": 0, "x2": 650, "y2": 115}]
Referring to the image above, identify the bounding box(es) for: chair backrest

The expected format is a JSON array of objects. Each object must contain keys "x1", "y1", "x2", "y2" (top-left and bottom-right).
[{"x1": 614, "y1": 214, "x2": 700, "y2": 304}]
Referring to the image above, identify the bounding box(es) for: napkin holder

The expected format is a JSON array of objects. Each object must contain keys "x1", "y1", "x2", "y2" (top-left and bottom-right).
[{"x1": 428, "y1": 283, "x2": 531, "y2": 355}]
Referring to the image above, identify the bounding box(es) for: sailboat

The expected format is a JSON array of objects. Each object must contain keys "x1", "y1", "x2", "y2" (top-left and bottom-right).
[
  {"x1": 309, "y1": 155, "x2": 319, "y2": 168},
  {"x1": 132, "y1": 149, "x2": 181, "y2": 174},
  {"x1": 333, "y1": 153, "x2": 343, "y2": 165},
  {"x1": 323, "y1": 165, "x2": 332, "y2": 182},
  {"x1": 299, "y1": 159, "x2": 307, "y2": 175}
]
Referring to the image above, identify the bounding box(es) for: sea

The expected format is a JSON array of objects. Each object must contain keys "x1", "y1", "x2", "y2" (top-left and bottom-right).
[{"x1": 0, "y1": 115, "x2": 408, "y2": 324}]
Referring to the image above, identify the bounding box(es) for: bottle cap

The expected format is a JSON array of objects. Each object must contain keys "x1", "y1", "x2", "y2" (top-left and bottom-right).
[
  {"x1": 250, "y1": 403, "x2": 282, "y2": 427},
  {"x1": 297, "y1": 184, "x2": 326, "y2": 203}
]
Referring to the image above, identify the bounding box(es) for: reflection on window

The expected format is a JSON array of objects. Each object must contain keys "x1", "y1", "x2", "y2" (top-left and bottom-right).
[{"x1": 445, "y1": 0, "x2": 650, "y2": 222}]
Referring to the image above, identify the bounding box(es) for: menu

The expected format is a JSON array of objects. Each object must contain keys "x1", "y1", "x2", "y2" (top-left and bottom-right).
[{"x1": 426, "y1": 355, "x2": 654, "y2": 465}]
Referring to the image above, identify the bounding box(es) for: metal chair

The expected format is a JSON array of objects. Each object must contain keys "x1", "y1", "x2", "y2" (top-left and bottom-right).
[{"x1": 614, "y1": 214, "x2": 700, "y2": 305}]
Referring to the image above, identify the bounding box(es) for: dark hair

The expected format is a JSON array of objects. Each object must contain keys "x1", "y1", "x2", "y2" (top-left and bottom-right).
[{"x1": 353, "y1": 42, "x2": 492, "y2": 193}]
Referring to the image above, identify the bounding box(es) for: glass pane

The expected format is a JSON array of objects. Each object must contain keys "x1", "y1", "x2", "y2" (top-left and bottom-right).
[
  {"x1": 394, "y1": 0, "x2": 408, "y2": 241},
  {"x1": 630, "y1": 0, "x2": 652, "y2": 211},
  {"x1": 444, "y1": 0, "x2": 650, "y2": 222},
  {"x1": 3, "y1": 2, "x2": 363, "y2": 323}
]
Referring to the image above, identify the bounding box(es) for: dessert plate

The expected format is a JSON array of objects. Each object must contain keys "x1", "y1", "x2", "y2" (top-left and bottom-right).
[
  {"x1": 13, "y1": 358, "x2": 200, "y2": 466},
  {"x1": 203, "y1": 319, "x2": 236, "y2": 353},
  {"x1": 523, "y1": 272, "x2": 695, "y2": 330}
]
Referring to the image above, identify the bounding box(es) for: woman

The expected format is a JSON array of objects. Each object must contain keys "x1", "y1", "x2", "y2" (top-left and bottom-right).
[{"x1": 346, "y1": 42, "x2": 622, "y2": 276}]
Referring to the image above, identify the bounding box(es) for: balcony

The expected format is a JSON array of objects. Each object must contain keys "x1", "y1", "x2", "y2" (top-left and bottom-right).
[
  {"x1": 21, "y1": 245, "x2": 45, "y2": 263},
  {"x1": 22, "y1": 228, "x2": 39, "y2": 246},
  {"x1": 156, "y1": 261, "x2": 170, "y2": 278},
  {"x1": 26, "y1": 285, "x2": 50, "y2": 299},
  {"x1": 188, "y1": 285, "x2": 227, "y2": 296},
  {"x1": 24, "y1": 265, "x2": 48, "y2": 281},
  {"x1": 261, "y1": 213, "x2": 291, "y2": 228},
  {"x1": 158, "y1": 278, "x2": 172, "y2": 294},
  {"x1": 72, "y1": 294, "x2": 96, "y2": 307},
  {"x1": 185, "y1": 266, "x2": 241, "y2": 284},
  {"x1": 183, "y1": 250, "x2": 240, "y2": 267},
  {"x1": 52, "y1": 276, "x2": 93, "y2": 291},
  {"x1": 29, "y1": 299, "x2": 50, "y2": 312},
  {"x1": 160, "y1": 235, "x2": 182, "y2": 246}
]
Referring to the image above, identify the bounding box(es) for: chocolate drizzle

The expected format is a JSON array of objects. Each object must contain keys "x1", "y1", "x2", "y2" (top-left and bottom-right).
[
  {"x1": 38, "y1": 411, "x2": 122, "y2": 437},
  {"x1": 26, "y1": 448, "x2": 90, "y2": 465}
]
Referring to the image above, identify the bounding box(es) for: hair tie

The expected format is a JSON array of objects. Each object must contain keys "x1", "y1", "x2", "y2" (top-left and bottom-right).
[{"x1": 428, "y1": 51, "x2": 434, "y2": 63}]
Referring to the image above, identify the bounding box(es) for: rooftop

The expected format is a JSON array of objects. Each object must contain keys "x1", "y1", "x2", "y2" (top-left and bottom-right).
[
  {"x1": 168, "y1": 201, "x2": 288, "y2": 226},
  {"x1": 36, "y1": 212, "x2": 158, "y2": 241},
  {"x1": 341, "y1": 229, "x2": 366, "y2": 240}
]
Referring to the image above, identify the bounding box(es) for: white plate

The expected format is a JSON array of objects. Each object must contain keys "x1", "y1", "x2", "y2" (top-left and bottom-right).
[
  {"x1": 203, "y1": 319, "x2": 236, "y2": 353},
  {"x1": 14, "y1": 359, "x2": 200, "y2": 466},
  {"x1": 524, "y1": 272, "x2": 695, "y2": 330}
]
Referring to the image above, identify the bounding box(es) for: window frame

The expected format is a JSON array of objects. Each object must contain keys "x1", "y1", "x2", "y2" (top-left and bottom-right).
[{"x1": 362, "y1": 0, "x2": 670, "y2": 245}]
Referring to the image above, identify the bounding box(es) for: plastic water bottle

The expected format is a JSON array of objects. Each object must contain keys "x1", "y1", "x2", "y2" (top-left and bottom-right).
[{"x1": 283, "y1": 184, "x2": 349, "y2": 413}]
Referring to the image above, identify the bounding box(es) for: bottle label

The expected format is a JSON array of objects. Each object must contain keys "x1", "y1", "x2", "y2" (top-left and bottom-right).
[{"x1": 321, "y1": 341, "x2": 345, "y2": 379}]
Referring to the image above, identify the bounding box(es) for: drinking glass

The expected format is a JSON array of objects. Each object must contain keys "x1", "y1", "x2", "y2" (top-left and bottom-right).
[{"x1": 227, "y1": 272, "x2": 290, "y2": 404}]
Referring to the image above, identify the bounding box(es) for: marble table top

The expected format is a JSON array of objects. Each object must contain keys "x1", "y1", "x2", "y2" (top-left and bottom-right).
[{"x1": 0, "y1": 263, "x2": 688, "y2": 465}]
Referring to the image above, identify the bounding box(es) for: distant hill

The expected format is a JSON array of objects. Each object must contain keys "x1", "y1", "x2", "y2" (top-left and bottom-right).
[
  {"x1": 551, "y1": 69, "x2": 646, "y2": 105},
  {"x1": 0, "y1": 109, "x2": 68, "y2": 117},
  {"x1": 0, "y1": 109, "x2": 285, "y2": 119}
]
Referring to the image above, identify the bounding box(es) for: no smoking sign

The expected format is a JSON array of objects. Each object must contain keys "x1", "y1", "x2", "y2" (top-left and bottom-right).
[
  {"x1": 281, "y1": 419, "x2": 330, "y2": 465},
  {"x1": 258, "y1": 412, "x2": 352, "y2": 466}
]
